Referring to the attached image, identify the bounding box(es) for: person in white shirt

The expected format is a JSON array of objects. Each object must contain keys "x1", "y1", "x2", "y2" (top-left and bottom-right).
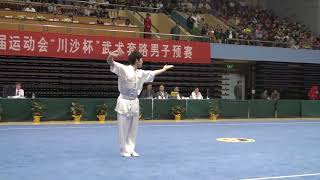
[
  {"x1": 107, "y1": 50, "x2": 173, "y2": 157},
  {"x1": 190, "y1": 87, "x2": 203, "y2": 99},
  {"x1": 84, "y1": 5, "x2": 91, "y2": 16},
  {"x1": 191, "y1": 13, "x2": 198, "y2": 28},
  {"x1": 24, "y1": 4, "x2": 36, "y2": 13},
  {"x1": 48, "y1": 3, "x2": 57, "y2": 13},
  {"x1": 14, "y1": 82, "x2": 24, "y2": 98}
]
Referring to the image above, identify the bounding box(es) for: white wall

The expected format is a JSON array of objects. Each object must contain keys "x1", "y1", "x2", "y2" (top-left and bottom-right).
[
  {"x1": 259, "y1": 0, "x2": 320, "y2": 36},
  {"x1": 221, "y1": 74, "x2": 245, "y2": 100}
]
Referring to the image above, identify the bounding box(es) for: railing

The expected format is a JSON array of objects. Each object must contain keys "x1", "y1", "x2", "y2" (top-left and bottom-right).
[
  {"x1": 169, "y1": 10, "x2": 192, "y2": 34},
  {"x1": 1, "y1": 99, "x2": 317, "y2": 120},
  {"x1": 0, "y1": 21, "x2": 210, "y2": 42},
  {"x1": 0, "y1": 9, "x2": 130, "y2": 27},
  {"x1": 226, "y1": 38, "x2": 290, "y2": 48}
]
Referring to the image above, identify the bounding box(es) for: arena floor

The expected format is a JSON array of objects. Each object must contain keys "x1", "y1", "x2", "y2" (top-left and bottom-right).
[{"x1": 1, "y1": 120, "x2": 320, "y2": 180}]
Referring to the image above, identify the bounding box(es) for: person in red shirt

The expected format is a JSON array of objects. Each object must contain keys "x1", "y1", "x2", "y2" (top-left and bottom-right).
[
  {"x1": 308, "y1": 85, "x2": 319, "y2": 100},
  {"x1": 144, "y1": 13, "x2": 152, "y2": 39}
]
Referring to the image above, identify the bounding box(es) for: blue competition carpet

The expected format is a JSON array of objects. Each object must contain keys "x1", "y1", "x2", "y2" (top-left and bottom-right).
[{"x1": 1, "y1": 120, "x2": 320, "y2": 180}]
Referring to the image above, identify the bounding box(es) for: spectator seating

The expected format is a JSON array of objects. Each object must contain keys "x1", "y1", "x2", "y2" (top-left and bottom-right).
[
  {"x1": 0, "y1": 9, "x2": 140, "y2": 38},
  {"x1": 0, "y1": 56, "x2": 224, "y2": 98},
  {"x1": 255, "y1": 62, "x2": 320, "y2": 99}
]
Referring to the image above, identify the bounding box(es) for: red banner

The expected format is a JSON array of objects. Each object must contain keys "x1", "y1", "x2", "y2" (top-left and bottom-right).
[{"x1": 0, "y1": 30, "x2": 211, "y2": 64}]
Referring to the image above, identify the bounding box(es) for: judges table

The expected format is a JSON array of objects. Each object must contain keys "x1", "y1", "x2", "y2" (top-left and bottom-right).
[{"x1": 0, "y1": 98, "x2": 319, "y2": 121}]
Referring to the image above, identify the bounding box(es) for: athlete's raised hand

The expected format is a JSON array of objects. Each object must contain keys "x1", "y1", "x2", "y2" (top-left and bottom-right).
[
  {"x1": 109, "y1": 49, "x2": 125, "y2": 58},
  {"x1": 163, "y1": 64, "x2": 174, "y2": 71}
]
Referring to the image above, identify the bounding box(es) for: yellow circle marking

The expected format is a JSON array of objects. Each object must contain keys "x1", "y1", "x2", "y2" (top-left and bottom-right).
[{"x1": 216, "y1": 138, "x2": 255, "y2": 143}]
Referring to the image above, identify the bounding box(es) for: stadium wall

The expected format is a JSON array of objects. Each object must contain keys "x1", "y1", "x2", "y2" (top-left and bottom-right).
[
  {"x1": 1, "y1": 99, "x2": 320, "y2": 121},
  {"x1": 210, "y1": 43, "x2": 320, "y2": 64}
]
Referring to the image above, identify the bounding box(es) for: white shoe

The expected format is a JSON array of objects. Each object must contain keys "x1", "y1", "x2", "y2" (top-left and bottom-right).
[
  {"x1": 121, "y1": 152, "x2": 131, "y2": 157},
  {"x1": 131, "y1": 151, "x2": 140, "y2": 157}
]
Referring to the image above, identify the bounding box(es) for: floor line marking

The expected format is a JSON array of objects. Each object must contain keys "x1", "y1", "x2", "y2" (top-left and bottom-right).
[
  {"x1": 240, "y1": 172, "x2": 320, "y2": 180},
  {"x1": 1, "y1": 121, "x2": 320, "y2": 131}
]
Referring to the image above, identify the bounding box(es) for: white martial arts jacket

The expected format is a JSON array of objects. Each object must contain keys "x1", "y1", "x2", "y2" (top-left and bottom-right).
[
  {"x1": 190, "y1": 91, "x2": 203, "y2": 99},
  {"x1": 110, "y1": 61, "x2": 155, "y2": 116}
]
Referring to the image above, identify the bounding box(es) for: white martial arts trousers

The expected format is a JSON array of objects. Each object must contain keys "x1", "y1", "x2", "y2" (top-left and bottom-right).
[
  {"x1": 117, "y1": 113, "x2": 139, "y2": 154},
  {"x1": 115, "y1": 94, "x2": 140, "y2": 154}
]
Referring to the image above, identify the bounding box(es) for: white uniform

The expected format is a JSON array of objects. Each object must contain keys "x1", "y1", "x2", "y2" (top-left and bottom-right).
[
  {"x1": 12, "y1": 89, "x2": 25, "y2": 99},
  {"x1": 110, "y1": 61, "x2": 155, "y2": 154},
  {"x1": 190, "y1": 91, "x2": 203, "y2": 99}
]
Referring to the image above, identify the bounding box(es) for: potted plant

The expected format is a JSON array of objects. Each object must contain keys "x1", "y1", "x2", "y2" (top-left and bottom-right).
[
  {"x1": 96, "y1": 103, "x2": 108, "y2": 123},
  {"x1": 208, "y1": 103, "x2": 219, "y2": 120},
  {"x1": 31, "y1": 101, "x2": 45, "y2": 124},
  {"x1": 171, "y1": 105, "x2": 185, "y2": 121},
  {"x1": 70, "y1": 102, "x2": 84, "y2": 123}
]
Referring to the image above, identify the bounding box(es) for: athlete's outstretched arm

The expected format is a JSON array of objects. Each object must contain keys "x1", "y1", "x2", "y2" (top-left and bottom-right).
[{"x1": 153, "y1": 64, "x2": 174, "y2": 75}]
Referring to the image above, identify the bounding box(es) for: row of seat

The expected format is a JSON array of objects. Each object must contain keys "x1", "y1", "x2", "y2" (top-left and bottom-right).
[
  {"x1": 255, "y1": 62, "x2": 320, "y2": 99},
  {"x1": 0, "y1": 56, "x2": 223, "y2": 98}
]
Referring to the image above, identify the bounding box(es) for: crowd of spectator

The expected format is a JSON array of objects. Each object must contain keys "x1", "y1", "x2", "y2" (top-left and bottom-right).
[
  {"x1": 17, "y1": 1, "x2": 115, "y2": 19},
  {"x1": 174, "y1": 0, "x2": 212, "y2": 13},
  {"x1": 217, "y1": 0, "x2": 320, "y2": 50},
  {"x1": 172, "y1": 0, "x2": 320, "y2": 50},
  {"x1": 0, "y1": 0, "x2": 140, "y2": 27},
  {"x1": 21, "y1": 0, "x2": 166, "y2": 12},
  {"x1": 2, "y1": 0, "x2": 320, "y2": 49},
  {"x1": 185, "y1": 13, "x2": 229, "y2": 43}
]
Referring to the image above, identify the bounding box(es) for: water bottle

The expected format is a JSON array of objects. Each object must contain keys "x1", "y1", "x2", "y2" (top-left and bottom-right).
[{"x1": 32, "y1": 93, "x2": 35, "y2": 99}]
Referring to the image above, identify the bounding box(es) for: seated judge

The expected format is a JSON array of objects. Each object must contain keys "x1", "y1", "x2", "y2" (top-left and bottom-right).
[
  {"x1": 156, "y1": 84, "x2": 169, "y2": 99},
  {"x1": 170, "y1": 86, "x2": 182, "y2": 99},
  {"x1": 140, "y1": 83, "x2": 156, "y2": 99},
  {"x1": 13, "y1": 82, "x2": 25, "y2": 98},
  {"x1": 190, "y1": 87, "x2": 203, "y2": 99}
]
